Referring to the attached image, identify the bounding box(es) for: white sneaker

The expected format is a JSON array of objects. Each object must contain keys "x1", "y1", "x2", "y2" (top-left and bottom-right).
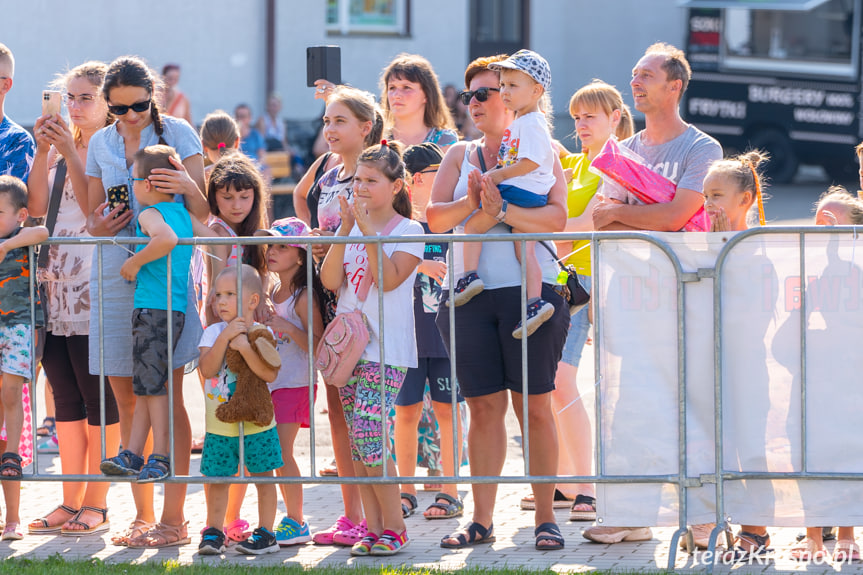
[{"x1": 582, "y1": 526, "x2": 652, "y2": 544}]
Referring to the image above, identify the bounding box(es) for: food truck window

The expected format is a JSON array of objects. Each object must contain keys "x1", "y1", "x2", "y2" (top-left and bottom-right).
[{"x1": 721, "y1": 0, "x2": 859, "y2": 78}]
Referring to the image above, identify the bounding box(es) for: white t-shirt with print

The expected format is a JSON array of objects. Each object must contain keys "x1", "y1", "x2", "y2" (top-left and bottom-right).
[
  {"x1": 335, "y1": 217, "x2": 425, "y2": 369},
  {"x1": 497, "y1": 111, "x2": 556, "y2": 196},
  {"x1": 198, "y1": 321, "x2": 276, "y2": 436}
]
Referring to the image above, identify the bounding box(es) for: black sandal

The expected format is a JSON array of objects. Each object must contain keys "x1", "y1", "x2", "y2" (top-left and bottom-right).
[
  {"x1": 535, "y1": 522, "x2": 565, "y2": 551},
  {"x1": 441, "y1": 521, "x2": 495, "y2": 549},
  {"x1": 0, "y1": 452, "x2": 23, "y2": 479},
  {"x1": 569, "y1": 494, "x2": 597, "y2": 521},
  {"x1": 424, "y1": 492, "x2": 464, "y2": 520},
  {"x1": 723, "y1": 530, "x2": 772, "y2": 562},
  {"x1": 400, "y1": 492, "x2": 418, "y2": 518},
  {"x1": 60, "y1": 505, "x2": 110, "y2": 535}
]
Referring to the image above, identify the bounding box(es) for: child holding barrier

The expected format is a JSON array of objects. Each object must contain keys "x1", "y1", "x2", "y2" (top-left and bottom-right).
[
  {"x1": 197, "y1": 265, "x2": 283, "y2": 556},
  {"x1": 320, "y1": 141, "x2": 424, "y2": 556},
  {"x1": 99, "y1": 145, "x2": 212, "y2": 483},
  {"x1": 450, "y1": 49, "x2": 557, "y2": 339},
  {"x1": 258, "y1": 217, "x2": 325, "y2": 546},
  {"x1": 0, "y1": 175, "x2": 48, "y2": 540}
]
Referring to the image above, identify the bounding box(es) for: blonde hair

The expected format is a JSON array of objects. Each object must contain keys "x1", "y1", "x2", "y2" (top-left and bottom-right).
[
  {"x1": 706, "y1": 150, "x2": 769, "y2": 225},
  {"x1": 217, "y1": 264, "x2": 264, "y2": 299},
  {"x1": 569, "y1": 80, "x2": 634, "y2": 149},
  {"x1": 815, "y1": 186, "x2": 863, "y2": 225},
  {"x1": 0, "y1": 43, "x2": 14, "y2": 77},
  {"x1": 51, "y1": 61, "x2": 113, "y2": 149},
  {"x1": 327, "y1": 86, "x2": 384, "y2": 148}
]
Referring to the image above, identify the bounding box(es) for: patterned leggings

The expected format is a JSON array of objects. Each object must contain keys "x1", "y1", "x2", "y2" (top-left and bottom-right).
[{"x1": 339, "y1": 360, "x2": 407, "y2": 467}]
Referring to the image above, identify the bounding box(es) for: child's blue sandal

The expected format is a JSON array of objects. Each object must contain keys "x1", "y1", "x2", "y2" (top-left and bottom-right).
[
  {"x1": 100, "y1": 449, "x2": 144, "y2": 476},
  {"x1": 137, "y1": 453, "x2": 171, "y2": 483}
]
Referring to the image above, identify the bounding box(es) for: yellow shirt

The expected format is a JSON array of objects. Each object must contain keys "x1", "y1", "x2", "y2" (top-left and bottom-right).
[{"x1": 560, "y1": 153, "x2": 600, "y2": 275}]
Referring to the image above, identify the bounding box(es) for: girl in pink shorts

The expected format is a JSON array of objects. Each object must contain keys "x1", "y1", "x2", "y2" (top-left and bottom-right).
[{"x1": 260, "y1": 217, "x2": 325, "y2": 546}]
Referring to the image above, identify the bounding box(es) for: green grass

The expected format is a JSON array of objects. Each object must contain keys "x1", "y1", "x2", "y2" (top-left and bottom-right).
[
  {"x1": 0, "y1": 556, "x2": 674, "y2": 574},
  {"x1": 0, "y1": 557, "x2": 666, "y2": 575}
]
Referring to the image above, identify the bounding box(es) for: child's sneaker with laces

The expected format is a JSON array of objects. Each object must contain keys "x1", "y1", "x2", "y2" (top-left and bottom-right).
[
  {"x1": 449, "y1": 272, "x2": 484, "y2": 307},
  {"x1": 512, "y1": 298, "x2": 555, "y2": 339},
  {"x1": 237, "y1": 526, "x2": 279, "y2": 555},
  {"x1": 333, "y1": 518, "x2": 368, "y2": 546},
  {"x1": 313, "y1": 515, "x2": 356, "y2": 545},
  {"x1": 370, "y1": 529, "x2": 410, "y2": 556},
  {"x1": 275, "y1": 516, "x2": 311, "y2": 546},
  {"x1": 198, "y1": 526, "x2": 226, "y2": 555},
  {"x1": 350, "y1": 533, "x2": 379, "y2": 556}
]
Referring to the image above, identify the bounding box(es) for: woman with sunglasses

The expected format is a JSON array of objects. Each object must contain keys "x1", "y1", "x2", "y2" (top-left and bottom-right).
[
  {"x1": 85, "y1": 55, "x2": 208, "y2": 549},
  {"x1": 427, "y1": 55, "x2": 570, "y2": 551},
  {"x1": 26, "y1": 61, "x2": 121, "y2": 538}
]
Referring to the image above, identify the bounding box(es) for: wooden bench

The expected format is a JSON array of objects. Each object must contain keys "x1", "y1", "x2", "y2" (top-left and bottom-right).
[{"x1": 263, "y1": 151, "x2": 296, "y2": 196}]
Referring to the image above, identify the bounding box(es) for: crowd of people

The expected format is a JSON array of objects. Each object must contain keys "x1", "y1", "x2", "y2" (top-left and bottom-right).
[{"x1": 0, "y1": 38, "x2": 861, "y2": 562}]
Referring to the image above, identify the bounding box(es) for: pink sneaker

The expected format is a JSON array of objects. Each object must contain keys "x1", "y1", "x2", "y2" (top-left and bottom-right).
[
  {"x1": 312, "y1": 515, "x2": 355, "y2": 545},
  {"x1": 333, "y1": 519, "x2": 368, "y2": 546}
]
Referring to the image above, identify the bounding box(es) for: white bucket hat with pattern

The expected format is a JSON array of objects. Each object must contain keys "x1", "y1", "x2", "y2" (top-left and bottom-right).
[{"x1": 489, "y1": 49, "x2": 551, "y2": 91}]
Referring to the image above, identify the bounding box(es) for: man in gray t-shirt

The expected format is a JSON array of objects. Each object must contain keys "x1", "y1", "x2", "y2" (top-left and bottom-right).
[{"x1": 592, "y1": 43, "x2": 722, "y2": 232}]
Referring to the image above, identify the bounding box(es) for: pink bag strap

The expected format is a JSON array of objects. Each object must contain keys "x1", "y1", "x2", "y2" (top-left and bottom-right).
[{"x1": 355, "y1": 214, "x2": 405, "y2": 303}]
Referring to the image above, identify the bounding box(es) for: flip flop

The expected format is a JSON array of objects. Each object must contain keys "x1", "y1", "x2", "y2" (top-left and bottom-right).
[
  {"x1": 834, "y1": 540, "x2": 861, "y2": 562},
  {"x1": 440, "y1": 521, "x2": 495, "y2": 549}
]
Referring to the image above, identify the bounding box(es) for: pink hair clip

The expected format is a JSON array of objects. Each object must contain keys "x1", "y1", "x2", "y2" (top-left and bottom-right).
[
  {"x1": 381, "y1": 139, "x2": 387, "y2": 147},
  {"x1": 217, "y1": 142, "x2": 226, "y2": 149}
]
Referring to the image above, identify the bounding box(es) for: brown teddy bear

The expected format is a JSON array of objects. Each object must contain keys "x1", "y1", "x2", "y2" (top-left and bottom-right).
[{"x1": 216, "y1": 324, "x2": 282, "y2": 428}]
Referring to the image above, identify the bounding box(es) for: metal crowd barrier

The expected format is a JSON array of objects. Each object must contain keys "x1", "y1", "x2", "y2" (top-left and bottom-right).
[{"x1": 22, "y1": 229, "x2": 855, "y2": 569}]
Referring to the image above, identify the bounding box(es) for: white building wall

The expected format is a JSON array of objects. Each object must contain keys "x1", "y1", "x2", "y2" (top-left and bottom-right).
[
  {"x1": 273, "y1": 1, "x2": 470, "y2": 121},
  {"x1": 1, "y1": 0, "x2": 266, "y2": 127}
]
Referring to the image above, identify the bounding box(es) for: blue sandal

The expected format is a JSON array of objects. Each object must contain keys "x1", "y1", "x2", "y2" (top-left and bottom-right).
[
  {"x1": 440, "y1": 521, "x2": 495, "y2": 548},
  {"x1": 137, "y1": 453, "x2": 170, "y2": 483},
  {"x1": 534, "y1": 522, "x2": 565, "y2": 551},
  {"x1": 100, "y1": 449, "x2": 144, "y2": 476}
]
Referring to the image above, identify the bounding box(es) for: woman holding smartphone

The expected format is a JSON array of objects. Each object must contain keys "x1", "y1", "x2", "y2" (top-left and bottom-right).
[
  {"x1": 27, "y1": 62, "x2": 120, "y2": 536},
  {"x1": 85, "y1": 55, "x2": 208, "y2": 548}
]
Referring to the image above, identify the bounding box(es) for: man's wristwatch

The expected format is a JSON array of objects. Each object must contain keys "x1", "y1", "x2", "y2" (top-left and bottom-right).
[{"x1": 495, "y1": 199, "x2": 509, "y2": 223}]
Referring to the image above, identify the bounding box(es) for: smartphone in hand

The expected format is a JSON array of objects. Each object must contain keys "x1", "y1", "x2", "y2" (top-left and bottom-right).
[
  {"x1": 107, "y1": 184, "x2": 130, "y2": 218},
  {"x1": 42, "y1": 90, "x2": 62, "y2": 117},
  {"x1": 306, "y1": 46, "x2": 341, "y2": 87}
]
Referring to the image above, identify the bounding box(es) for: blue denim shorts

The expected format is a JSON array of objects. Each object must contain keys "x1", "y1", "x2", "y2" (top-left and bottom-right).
[{"x1": 560, "y1": 274, "x2": 592, "y2": 368}]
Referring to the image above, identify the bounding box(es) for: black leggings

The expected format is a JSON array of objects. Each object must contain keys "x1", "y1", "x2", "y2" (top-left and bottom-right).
[{"x1": 42, "y1": 332, "x2": 119, "y2": 426}]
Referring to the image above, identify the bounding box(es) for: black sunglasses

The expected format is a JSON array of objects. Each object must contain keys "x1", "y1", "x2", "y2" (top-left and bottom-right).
[
  {"x1": 108, "y1": 99, "x2": 151, "y2": 116},
  {"x1": 458, "y1": 87, "x2": 500, "y2": 105}
]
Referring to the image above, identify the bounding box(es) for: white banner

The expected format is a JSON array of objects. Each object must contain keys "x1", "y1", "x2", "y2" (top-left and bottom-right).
[{"x1": 595, "y1": 231, "x2": 863, "y2": 527}]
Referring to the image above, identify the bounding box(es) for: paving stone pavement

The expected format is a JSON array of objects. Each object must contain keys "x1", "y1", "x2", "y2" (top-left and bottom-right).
[{"x1": 4, "y1": 369, "x2": 862, "y2": 572}]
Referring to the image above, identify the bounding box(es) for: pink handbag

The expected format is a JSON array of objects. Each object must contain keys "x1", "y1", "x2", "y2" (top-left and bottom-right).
[{"x1": 314, "y1": 215, "x2": 403, "y2": 388}]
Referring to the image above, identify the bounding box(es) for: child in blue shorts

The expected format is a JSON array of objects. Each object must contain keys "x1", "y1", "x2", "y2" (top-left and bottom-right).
[
  {"x1": 197, "y1": 264, "x2": 283, "y2": 556},
  {"x1": 451, "y1": 50, "x2": 557, "y2": 339}
]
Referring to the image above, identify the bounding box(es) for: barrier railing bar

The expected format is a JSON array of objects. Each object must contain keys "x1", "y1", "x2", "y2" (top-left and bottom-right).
[
  {"x1": 377, "y1": 240, "x2": 388, "y2": 478},
  {"x1": 799, "y1": 232, "x2": 808, "y2": 473},
  {"x1": 520, "y1": 238, "x2": 530, "y2": 477},
  {"x1": 166, "y1": 250, "x2": 175, "y2": 478},
  {"x1": 306, "y1": 244, "x2": 317, "y2": 477}
]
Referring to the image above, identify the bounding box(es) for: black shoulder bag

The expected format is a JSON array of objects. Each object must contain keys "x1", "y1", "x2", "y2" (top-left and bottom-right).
[{"x1": 540, "y1": 239, "x2": 590, "y2": 317}]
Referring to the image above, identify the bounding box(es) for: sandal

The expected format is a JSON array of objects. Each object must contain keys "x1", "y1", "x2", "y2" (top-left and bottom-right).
[
  {"x1": 440, "y1": 521, "x2": 495, "y2": 549},
  {"x1": 834, "y1": 540, "x2": 861, "y2": 562},
  {"x1": 28, "y1": 504, "x2": 79, "y2": 534},
  {"x1": 790, "y1": 537, "x2": 827, "y2": 561},
  {"x1": 100, "y1": 449, "x2": 144, "y2": 476},
  {"x1": 722, "y1": 530, "x2": 771, "y2": 562},
  {"x1": 0, "y1": 452, "x2": 22, "y2": 479},
  {"x1": 137, "y1": 453, "x2": 170, "y2": 483},
  {"x1": 36, "y1": 416, "x2": 56, "y2": 437},
  {"x1": 569, "y1": 494, "x2": 597, "y2": 521},
  {"x1": 128, "y1": 521, "x2": 190, "y2": 548},
  {"x1": 111, "y1": 518, "x2": 156, "y2": 546},
  {"x1": 520, "y1": 488, "x2": 572, "y2": 510},
  {"x1": 61, "y1": 505, "x2": 109, "y2": 536},
  {"x1": 224, "y1": 518, "x2": 250, "y2": 543},
  {"x1": 1, "y1": 522, "x2": 23, "y2": 541},
  {"x1": 534, "y1": 522, "x2": 565, "y2": 551},
  {"x1": 401, "y1": 492, "x2": 418, "y2": 518},
  {"x1": 424, "y1": 492, "x2": 464, "y2": 520}
]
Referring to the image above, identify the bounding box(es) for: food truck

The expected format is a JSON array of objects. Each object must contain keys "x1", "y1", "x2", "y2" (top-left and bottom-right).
[{"x1": 681, "y1": 0, "x2": 862, "y2": 182}]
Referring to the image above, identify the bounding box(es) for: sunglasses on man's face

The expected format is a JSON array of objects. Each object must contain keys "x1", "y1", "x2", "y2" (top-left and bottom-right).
[
  {"x1": 108, "y1": 99, "x2": 151, "y2": 116},
  {"x1": 458, "y1": 87, "x2": 500, "y2": 106}
]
